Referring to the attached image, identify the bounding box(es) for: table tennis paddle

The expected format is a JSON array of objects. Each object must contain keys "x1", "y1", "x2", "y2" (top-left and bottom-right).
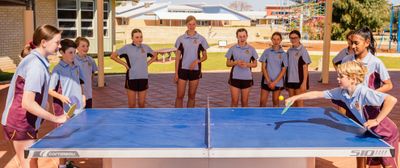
[
  {"x1": 281, "y1": 101, "x2": 294, "y2": 115},
  {"x1": 66, "y1": 103, "x2": 77, "y2": 118}
]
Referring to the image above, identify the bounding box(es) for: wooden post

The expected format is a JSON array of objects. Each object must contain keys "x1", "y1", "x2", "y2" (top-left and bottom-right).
[
  {"x1": 112, "y1": 0, "x2": 116, "y2": 51},
  {"x1": 24, "y1": 10, "x2": 34, "y2": 44},
  {"x1": 321, "y1": 0, "x2": 333, "y2": 84},
  {"x1": 97, "y1": 0, "x2": 105, "y2": 87}
]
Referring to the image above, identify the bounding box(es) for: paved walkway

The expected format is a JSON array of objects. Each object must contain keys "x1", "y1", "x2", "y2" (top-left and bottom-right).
[{"x1": 1, "y1": 71, "x2": 399, "y2": 168}]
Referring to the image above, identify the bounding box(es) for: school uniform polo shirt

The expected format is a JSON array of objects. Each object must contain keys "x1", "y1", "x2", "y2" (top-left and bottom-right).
[
  {"x1": 286, "y1": 45, "x2": 311, "y2": 83},
  {"x1": 175, "y1": 32, "x2": 209, "y2": 70},
  {"x1": 117, "y1": 44, "x2": 153, "y2": 79},
  {"x1": 341, "y1": 52, "x2": 390, "y2": 89},
  {"x1": 333, "y1": 48, "x2": 352, "y2": 65},
  {"x1": 323, "y1": 84, "x2": 387, "y2": 124},
  {"x1": 259, "y1": 47, "x2": 288, "y2": 87},
  {"x1": 74, "y1": 55, "x2": 98, "y2": 99},
  {"x1": 2, "y1": 50, "x2": 50, "y2": 130},
  {"x1": 225, "y1": 44, "x2": 259, "y2": 80},
  {"x1": 49, "y1": 60, "x2": 84, "y2": 111}
]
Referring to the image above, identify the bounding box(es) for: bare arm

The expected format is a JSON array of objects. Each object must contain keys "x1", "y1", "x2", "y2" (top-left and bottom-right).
[
  {"x1": 246, "y1": 59, "x2": 257, "y2": 68},
  {"x1": 48, "y1": 90, "x2": 70, "y2": 104},
  {"x1": 285, "y1": 91, "x2": 325, "y2": 105},
  {"x1": 200, "y1": 50, "x2": 207, "y2": 62},
  {"x1": 190, "y1": 50, "x2": 208, "y2": 70},
  {"x1": 173, "y1": 50, "x2": 181, "y2": 82},
  {"x1": 147, "y1": 52, "x2": 158, "y2": 65},
  {"x1": 22, "y1": 91, "x2": 67, "y2": 123},
  {"x1": 81, "y1": 84, "x2": 86, "y2": 107},
  {"x1": 261, "y1": 62, "x2": 271, "y2": 83},
  {"x1": 273, "y1": 67, "x2": 287, "y2": 83},
  {"x1": 174, "y1": 50, "x2": 181, "y2": 74},
  {"x1": 376, "y1": 79, "x2": 393, "y2": 93},
  {"x1": 226, "y1": 59, "x2": 237, "y2": 67},
  {"x1": 364, "y1": 95, "x2": 397, "y2": 129},
  {"x1": 110, "y1": 51, "x2": 129, "y2": 69},
  {"x1": 301, "y1": 64, "x2": 309, "y2": 89}
]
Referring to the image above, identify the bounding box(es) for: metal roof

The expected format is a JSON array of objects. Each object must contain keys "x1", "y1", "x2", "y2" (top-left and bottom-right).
[{"x1": 154, "y1": 11, "x2": 242, "y2": 21}]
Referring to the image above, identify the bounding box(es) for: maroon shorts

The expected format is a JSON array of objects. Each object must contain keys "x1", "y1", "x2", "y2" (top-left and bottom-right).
[
  {"x1": 367, "y1": 118, "x2": 399, "y2": 167},
  {"x1": 2, "y1": 125, "x2": 37, "y2": 141}
]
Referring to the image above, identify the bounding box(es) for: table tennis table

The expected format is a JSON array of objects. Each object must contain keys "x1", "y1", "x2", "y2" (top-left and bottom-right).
[{"x1": 25, "y1": 107, "x2": 394, "y2": 168}]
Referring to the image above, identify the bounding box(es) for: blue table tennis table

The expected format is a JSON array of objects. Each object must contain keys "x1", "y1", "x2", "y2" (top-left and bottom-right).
[{"x1": 26, "y1": 107, "x2": 394, "y2": 168}]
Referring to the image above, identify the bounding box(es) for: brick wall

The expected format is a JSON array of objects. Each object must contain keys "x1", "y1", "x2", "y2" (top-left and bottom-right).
[
  {"x1": 35, "y1": 0, "x2": 57, "y2": 27},
  {"x1": 0, "y1": 0, "x2": 57, "y2": 72},
  {"x1": 0, "y1": 6, "x2": 24, "y2": 71}
]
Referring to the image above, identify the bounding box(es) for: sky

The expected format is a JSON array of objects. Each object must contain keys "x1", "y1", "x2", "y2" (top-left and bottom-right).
[{"x1": 158, "y1": 0, "x2": 268, "y2": 11}]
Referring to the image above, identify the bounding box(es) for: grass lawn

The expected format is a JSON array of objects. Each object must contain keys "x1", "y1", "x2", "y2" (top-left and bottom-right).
[
  {"x1": 103, "y1": 52, "x2": 230, "y2": 74},
  {"x1": 0, "y1": 71, "x2": 14, "y2": 82}
]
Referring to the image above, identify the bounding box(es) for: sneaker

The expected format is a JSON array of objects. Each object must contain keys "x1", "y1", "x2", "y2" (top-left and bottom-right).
[{"x1": 65, "y1": 160, "x2": 79, "y2": 168}]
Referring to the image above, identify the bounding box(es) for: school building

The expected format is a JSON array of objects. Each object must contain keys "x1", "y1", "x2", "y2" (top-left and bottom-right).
[
  {"x1": 264, "y1": 0, "x2": 298, "y2": 26},
  {"x1": 0, "y1": 0, "x2": 115, "y2": 71},
  {"x1": 116, "y1": 1, "x2": 253, "y2": 27}
]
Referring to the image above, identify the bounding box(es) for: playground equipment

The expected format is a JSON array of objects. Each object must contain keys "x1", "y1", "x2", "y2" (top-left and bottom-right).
[{"x1": 388, "y1": 4, "x2": 400, "y2": 52}]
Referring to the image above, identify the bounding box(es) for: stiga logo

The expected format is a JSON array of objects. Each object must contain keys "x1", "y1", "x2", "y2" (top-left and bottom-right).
[
  {"x1": 33, "y1": 151, "x2": 79, "y2": 158},
  {"x1": 350, "y1": 150, "x2": 388, "y2": 157}
]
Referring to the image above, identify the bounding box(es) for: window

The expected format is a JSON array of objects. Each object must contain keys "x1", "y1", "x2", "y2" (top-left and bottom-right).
[
  {"x1": 57, "y1": 0, "x2": 111, "y2": 38},
  {"x1": 103, "y1": 1, "x2": 110, "y2": 37},
  {"x1": 198, "y1": 20, "x2": 210, "y2": 26},
  {"x1": 57, "y1": 0, "x2": 77, "y2": 38},
  {"x1": 81, "y1": 0, "x2": 94, "y2": 37}
]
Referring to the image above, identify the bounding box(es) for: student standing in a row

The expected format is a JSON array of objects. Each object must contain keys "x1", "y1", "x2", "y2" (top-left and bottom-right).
[
  {"x1": 259, "y1": 32, "x2": 288, "y2": 107},
  {"x1": 174, "y1": 16, "x2": 209, "y2": 108},
  {"x1": 111, "y1": 29, "x2": 157, "y2": 108},
  {"x1": 74, "y1": 37, "x2": 98, "y2": 108},
  {"x1": 285, "y1": 30, "x2": 311, "y2": 107},
  {"x1": 225, "y1": 28, "x2": 258, "y2": 107}
]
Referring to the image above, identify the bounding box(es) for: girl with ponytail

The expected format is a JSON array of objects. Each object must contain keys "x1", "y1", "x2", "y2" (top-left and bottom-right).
[{"x1": 341, "y1": 27, "x2": 392, "y2": 92}]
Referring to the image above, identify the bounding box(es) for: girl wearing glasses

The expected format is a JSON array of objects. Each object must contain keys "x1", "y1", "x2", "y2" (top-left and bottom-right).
[{"x1": 285, "y1": 30, "x2": 311, "y2": 107}]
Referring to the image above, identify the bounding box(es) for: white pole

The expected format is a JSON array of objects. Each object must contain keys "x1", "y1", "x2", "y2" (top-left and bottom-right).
[{"x1": 299, "y1": 0, "x2": 303, "y2": 35}]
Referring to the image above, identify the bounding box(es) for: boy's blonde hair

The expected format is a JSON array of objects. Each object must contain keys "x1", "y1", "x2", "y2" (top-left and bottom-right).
[{"x1": 337, "y1": 61, "x2": 368, "y2": 84}]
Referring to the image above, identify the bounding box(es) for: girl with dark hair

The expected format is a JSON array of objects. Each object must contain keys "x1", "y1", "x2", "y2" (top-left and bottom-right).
[
  {"x1": 259, "y1": 32, "x2": 287, "y2": 107},
  {"x1": 341, "y1": 27, "x2": 392, "y2": 92},
  {"x1": 285, "y1": 30, "x2": 312, "y2": 107},
  {"x1": 336, "y1": 26, "x2": 394, "y2": 168}
]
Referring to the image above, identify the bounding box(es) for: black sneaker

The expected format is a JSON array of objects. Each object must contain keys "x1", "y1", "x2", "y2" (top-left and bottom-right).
[{"x1": 65, "y1": 160, "x2": 79, "y2": 168}]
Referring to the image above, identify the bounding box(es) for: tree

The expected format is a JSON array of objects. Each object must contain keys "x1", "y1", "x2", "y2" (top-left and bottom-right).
[
  {"x1": 228, "y1": 0, "x2": 252, "y2": 11},
  {"x1": 332, "y1": 0, "x2": 390, "y2": 40}
]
